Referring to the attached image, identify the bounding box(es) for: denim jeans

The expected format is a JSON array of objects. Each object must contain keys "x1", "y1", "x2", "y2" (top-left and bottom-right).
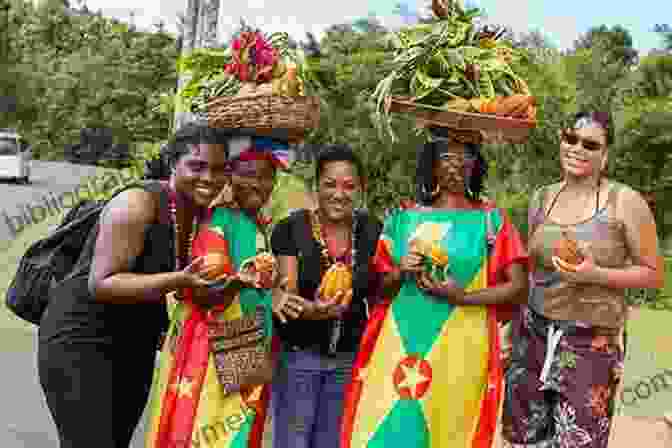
[{"x1": 272, "y1": 347, "x2": 355, "y2": 448}]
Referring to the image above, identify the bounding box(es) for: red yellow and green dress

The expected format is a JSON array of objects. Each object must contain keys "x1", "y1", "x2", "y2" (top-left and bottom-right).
[
  {"x1": 340, "y1": 202, "x2": 527, "y2": 448},
  {"x1": 146, "y1": 206, "x2": 275, "y2": 448}
]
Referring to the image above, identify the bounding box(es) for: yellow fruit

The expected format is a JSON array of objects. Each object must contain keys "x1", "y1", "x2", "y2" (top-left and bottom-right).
[
  {"x1": 429, "y1": 244, "x2": 449, "y2": 266},
  {"x1": 318, "y1": 263, "x2": 352, "y2": 303}
]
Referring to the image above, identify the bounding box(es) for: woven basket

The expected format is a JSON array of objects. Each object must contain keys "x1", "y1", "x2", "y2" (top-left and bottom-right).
[
  {"x1": 389, "y1": 96, "x2": 536, "y2": 144},
  {"x1": 207, "y1": 83, "x2": 320, "y2": 143}
]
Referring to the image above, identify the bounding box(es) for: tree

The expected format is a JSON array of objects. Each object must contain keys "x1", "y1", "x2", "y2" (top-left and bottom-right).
[
  {"x1": 573, "y1": 24, "x2": 638, "y2": 66},
  {"x1": 654, "y1": 24, "x2": 672, "y2": 51},
  {"x1": 0, "y1": 0, "x2": 177, "y2": 160}
]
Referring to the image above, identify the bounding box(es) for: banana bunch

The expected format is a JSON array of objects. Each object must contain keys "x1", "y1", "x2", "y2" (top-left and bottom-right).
[{"x1": 317, "y1": 263, "x2": 353, "y2": 305}]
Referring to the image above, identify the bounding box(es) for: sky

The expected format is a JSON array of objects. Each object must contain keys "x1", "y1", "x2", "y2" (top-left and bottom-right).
[{"x1": 79, "y1": 0, "x2": 669, "y2": 54}]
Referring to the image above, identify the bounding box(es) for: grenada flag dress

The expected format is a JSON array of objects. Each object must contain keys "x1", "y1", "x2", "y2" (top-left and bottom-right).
[
  {"x1": 340, "y1": 203, "x2": 527, "y2": 448},
  {"x1": 146, "y1": 207, "x2": 275, "y2": 448}
]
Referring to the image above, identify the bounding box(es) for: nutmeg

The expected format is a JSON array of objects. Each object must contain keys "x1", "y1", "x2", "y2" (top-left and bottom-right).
[{"x1": 553, "y1": 232, "x2": 584, "y2": 266}]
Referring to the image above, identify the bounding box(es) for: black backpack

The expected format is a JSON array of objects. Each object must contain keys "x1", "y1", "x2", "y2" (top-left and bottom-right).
[{"x1": 5, "y1": 181, "x2": 167, "y2": 325}]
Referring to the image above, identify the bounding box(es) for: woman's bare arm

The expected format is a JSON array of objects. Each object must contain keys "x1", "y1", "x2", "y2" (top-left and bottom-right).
[
  {"x1": 88, "y1": 189, "x2": 186, "y2": 304},
  {"x1": 591, "y1": 187, "x2": 665, "y2": 289}
]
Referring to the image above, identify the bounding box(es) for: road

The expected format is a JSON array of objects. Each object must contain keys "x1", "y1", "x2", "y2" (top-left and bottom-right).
[
  {"x1": 0, "y1": 161, "x2": 102, "y2": 242},
  {"x1": 0, "y1": 161, "x2": 150, "y2": 448}
]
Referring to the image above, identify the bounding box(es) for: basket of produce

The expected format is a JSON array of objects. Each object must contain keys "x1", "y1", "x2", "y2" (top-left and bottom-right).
[
  {"x1": 176, "y1": 28, "x2": 319, "y2": 141},
  {"x1": 372, "y1": 0, "x2": 537, "y2": 143}
]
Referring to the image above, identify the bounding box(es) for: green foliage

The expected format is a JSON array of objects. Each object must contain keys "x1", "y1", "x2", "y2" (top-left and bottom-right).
[{"x1": 0, "y1": 0, "x2": 177, "y2": 159}]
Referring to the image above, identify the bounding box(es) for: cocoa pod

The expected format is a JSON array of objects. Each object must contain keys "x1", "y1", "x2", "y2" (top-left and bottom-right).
[
  {"x1": 553, "y1": 232, "x2": 584, "y2": 265},
  {"x1": 318, "y1": 263, "x2": 352, "y2": 303}
]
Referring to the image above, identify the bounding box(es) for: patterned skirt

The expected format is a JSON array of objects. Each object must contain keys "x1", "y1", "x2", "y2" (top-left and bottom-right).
[{"x1": 501, "y1": 306, "x2": 623, "y2": 448}]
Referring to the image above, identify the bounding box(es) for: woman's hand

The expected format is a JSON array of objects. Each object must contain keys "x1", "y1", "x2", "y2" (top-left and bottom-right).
[
  {"x1": 552, "y1": 249, "x2": 602, "y2": 285},
  {"x1": 176, "y1": 255, "x2": 219, "y2": 289},
  {"x1": 416, "y1": 272, "x2": 465, "y2": 304},
  {"x1": 399, "y1": 250, "x2": 425, "y2": 273},
  {"x1": 272, "y1": 277, "x2": 309, "y2": 323},
  {"x1": 305, "y1": 291, "x2": 348, "y2": 320}
]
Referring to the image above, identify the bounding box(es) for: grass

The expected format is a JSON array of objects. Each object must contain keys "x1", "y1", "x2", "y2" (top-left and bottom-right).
[{"x1": 619, "y1": 307, "x2": 672, "y2": 416}]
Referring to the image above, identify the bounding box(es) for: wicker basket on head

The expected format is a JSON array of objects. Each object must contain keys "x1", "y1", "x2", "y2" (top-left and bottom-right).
[{"x1": 207, "y1": 83, "x2": 320, "y2": 143}]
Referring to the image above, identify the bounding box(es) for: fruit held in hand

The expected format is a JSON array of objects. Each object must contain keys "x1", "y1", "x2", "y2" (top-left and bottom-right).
[
  {"x1": 202, "y1": 250, "x2": 233, "y2": 280},
  {"x1": 553, "y1": 232, "x2": 584, "y2": 266},
  {"x1": 318, "y1": 263, "x2": 353, "y2": 304},
  {"x1": 240, "y1": 252, "x2": 277, "y2": 289}
]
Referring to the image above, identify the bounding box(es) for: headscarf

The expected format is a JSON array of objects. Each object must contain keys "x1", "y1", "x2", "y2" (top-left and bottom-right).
[{"x1": 228, "y1": 135, "x2": 290, "y2": 171}]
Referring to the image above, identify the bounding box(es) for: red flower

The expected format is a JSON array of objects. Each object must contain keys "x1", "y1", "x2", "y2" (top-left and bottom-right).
[{"x1": 228, "y1": 30, "x2": 281, "y2": 84}]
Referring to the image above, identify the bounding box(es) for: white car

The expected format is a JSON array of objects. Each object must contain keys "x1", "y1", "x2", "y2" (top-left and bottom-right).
[{"x1": 0, "y1": 128, "x2": 31, "y2": 184}]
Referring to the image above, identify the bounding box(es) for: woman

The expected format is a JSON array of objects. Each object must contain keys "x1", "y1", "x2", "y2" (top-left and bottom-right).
[
  {"x1": 38, "y1": 123, "x2": 230, "y2": 448},
  {"x1": 502, "y1": 111, "x2": 666, "y2": 448},
  {"x1": 269, "y1": 144, "x2": 383, "y2": 448},
  {"x1": 340, "y1": 128, "x2": 529, "y2": 448},
  {"x1": 146, "y1": 130, "x2": 296, "y2": 448}
]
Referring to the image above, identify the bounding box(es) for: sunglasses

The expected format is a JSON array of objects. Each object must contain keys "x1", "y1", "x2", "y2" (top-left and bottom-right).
[{"x1": 561, "y1": 131, "x2": 603, "y2": 152}]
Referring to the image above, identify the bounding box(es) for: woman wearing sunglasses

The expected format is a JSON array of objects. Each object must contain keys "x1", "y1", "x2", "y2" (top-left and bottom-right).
[{"x1": 502, "y1": 111, "x2": 666, "y2": 448}]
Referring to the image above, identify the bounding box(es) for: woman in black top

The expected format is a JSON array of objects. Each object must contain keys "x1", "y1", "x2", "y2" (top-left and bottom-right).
[
  {"x1": 270, "y1": 144, "x2": 382, "y2": 448},
  {"x1": 37, "y1": 123, "x2": 234, "y2": 448}
]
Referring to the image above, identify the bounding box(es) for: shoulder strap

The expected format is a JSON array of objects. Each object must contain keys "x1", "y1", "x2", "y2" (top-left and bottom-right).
[
  {"x1": 138, "y1": 180, "x2": 170, "y2": 225},
  {"x1": 605, "y1": 182, "x2": 620, "y2": 221},
  {"x1": 529, "y1": 186, "x2": 549, "y2": 239}
]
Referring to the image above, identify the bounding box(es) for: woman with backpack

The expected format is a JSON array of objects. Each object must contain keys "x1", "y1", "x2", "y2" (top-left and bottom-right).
[
  {"x1": 37, "y1": 123, "x2": 234, "y2": 448},
  {"x1": 340, "y1": 128, "x2": 529, "y2": 448},
  {"x1": 269, "y1": 144, "x2": 383, "y2": 448}
]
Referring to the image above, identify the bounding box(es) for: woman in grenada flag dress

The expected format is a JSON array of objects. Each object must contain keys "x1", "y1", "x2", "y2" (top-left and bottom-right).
[
  {"x1": 146, "y1": 134, "x2": 302, "y2": 448},
  {"x1": 340, "y1": 128, "x2": 529, "y2": 448}
]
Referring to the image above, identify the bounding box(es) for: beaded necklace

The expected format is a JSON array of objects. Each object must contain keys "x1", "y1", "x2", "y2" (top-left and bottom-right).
[
  {"x1": 309, "y1": 209, "x2": 353, "y2": 269},
  {"x1": 168, "y1": 191, "x2": 198, "y2": 287}
]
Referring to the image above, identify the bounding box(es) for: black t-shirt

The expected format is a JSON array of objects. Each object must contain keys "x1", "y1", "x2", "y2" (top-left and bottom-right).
[
  {"x1": 38, "y1": 183, "x2": 171, "y2": 350},
  {"x1": 270, "y1": 209, "x2": 382, "y2": 355}
]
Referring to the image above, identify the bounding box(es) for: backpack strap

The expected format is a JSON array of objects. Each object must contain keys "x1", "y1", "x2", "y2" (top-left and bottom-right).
[{"x1": 139, "y1": 180, "x2": 170, "y2": 226}]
